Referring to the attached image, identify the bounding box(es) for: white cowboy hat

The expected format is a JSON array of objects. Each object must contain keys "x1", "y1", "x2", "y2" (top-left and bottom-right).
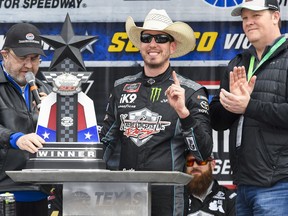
[{"x1": 125, "y1": 9, "x2": 196, "y2": 58}]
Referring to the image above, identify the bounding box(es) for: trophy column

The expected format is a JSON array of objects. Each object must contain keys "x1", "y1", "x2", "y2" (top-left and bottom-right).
[{"x1": 57, "y1": 94, "x2": 78, "y2": 142}]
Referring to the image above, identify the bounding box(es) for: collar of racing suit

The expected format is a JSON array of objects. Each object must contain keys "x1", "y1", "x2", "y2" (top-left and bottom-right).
[{"x1": 142, "y1": 66, "x2": 173, "y2": 86}]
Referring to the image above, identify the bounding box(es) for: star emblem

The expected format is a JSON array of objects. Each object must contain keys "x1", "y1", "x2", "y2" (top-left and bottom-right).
[
  {"x1": 84, "y1": 132, "x2": 93, "y2": 140},
  {"x1": 42, "y1": 131, "x2": 50, "y2": 140},
  {"x1": 81, "y1": 31, "x2": 98, "y2": 54},
  {"x1": 40, "y1": 13, "x2": 98, "y2": 71}
]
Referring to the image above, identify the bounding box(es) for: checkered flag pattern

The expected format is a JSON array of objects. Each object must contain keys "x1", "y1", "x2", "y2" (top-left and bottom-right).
[
  {"x1": 61, "y1": 59, "x2": 75, "y2": 72},
  {"x1": 59, "y1": 95, "x2": 77, "y2": 142},
  {"x1": 70, "y1": 72, "x2": 92, "y2": 82},
  {"x1": 42, "y1": 72, "x2": 59, "y2": 83},
  {"x1": 42, "y1": 71, "x2": 92, "y2": 84}
]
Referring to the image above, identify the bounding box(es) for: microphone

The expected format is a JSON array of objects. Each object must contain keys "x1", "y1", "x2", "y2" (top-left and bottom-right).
[{"x1": 25, "y1": 72, "x2": 41, "y2": 109}]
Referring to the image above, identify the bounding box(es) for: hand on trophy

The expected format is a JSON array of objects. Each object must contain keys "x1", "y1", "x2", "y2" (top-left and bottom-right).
[{"x1": 16, "y1": 133, "x2": 45, "y2": 154}]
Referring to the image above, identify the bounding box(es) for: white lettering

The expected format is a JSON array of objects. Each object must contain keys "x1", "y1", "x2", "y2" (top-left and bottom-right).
[{"x1": 224, "y1": 33, "x2": 251, "y2": 50}]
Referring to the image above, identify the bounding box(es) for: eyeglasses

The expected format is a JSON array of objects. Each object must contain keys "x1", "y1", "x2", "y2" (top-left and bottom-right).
[
  {"x1": 7, "y1": 50, "x2": 41, "y2": 65},
  {"x1": 140, "y1": 34, "x2": 174, "y2": 44},
  {"x1": 186, "y1": 158, "x2": 212, "y2": 167}
]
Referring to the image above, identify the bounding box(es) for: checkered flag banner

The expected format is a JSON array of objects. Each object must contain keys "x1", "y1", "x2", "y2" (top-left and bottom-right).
[{"x1": 42, "y1": 71, "x2": 92, "y2": 84}]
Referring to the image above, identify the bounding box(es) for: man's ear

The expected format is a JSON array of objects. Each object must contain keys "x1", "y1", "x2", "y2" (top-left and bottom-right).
[
  {"x1": 0, "y1": 50, "x2": 8, "y2": 59},
  {"x1": 272, "y1": 11, "x2": 280, "y2": 25},
  {"x1": 211, "y1": 160, "x2": 216, "y2": 170},
  {"x1": 170, "y1": 41, "x2": 177, "y2": 55}
]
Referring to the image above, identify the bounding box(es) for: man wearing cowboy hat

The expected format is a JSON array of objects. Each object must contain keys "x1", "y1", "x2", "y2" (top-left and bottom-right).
[{"x1": 101, "y1": 9, "x2": 213, "y2": 216}]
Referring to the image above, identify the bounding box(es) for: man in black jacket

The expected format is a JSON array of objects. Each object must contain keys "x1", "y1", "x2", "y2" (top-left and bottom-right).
[
  {"x1": 185, "y1": 151, "x2": 236, "y2": 216},
  {"x1": 210, "y1": 0, "x2": 288, "y2": 215},
  {"x1": 0, "y1": 23, "x2": 52, "y2": 216}
]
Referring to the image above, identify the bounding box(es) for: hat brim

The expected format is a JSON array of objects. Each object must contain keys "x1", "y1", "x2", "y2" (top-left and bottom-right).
[
  {"x1": 231, "y1": 6, "x2": 269, "y2": 16},
  {"x1": 126, "y1": 16, "x2": 196, "y2": 58},
  {"x1": 11, "y1": 47, "x2": 46, "y2": 57}
]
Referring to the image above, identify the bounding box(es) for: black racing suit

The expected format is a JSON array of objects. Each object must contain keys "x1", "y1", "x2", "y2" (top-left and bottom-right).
[
  {"x1": 101, "y1": 66, "x2": 213, "y2": 216},
  {"x1": 185, "y1": 180, "x2": 237, "y2": 216}
]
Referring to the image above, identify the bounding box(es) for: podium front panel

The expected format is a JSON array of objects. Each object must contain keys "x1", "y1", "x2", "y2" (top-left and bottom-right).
[{"x1": 63, "y1": 182, "x2": 150, "y2": 216}]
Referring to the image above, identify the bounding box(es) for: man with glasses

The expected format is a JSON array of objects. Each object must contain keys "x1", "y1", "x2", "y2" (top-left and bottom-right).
[
  {"x1": 210, "y1": 0, "x2": 288, "y2": 215},
  {"x1": 100, "y1": 9, "x2": 213, "y2": 216},
  {"x1": 184, "y1": 150, "x2": 236, "y2": 216},
  {"x1": 0, "y1": 23, "x2": 52, "y2": 216}
]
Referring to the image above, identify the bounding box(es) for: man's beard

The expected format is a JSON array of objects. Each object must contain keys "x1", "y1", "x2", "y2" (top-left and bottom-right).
[{"x1": 187, "y1": 164, "x2": 213, "y2": 197}]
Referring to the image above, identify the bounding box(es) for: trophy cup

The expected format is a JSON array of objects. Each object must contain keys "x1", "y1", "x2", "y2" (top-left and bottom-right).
[{"x1": 25, "y1": 14, "x2": 106, "y2": 170}]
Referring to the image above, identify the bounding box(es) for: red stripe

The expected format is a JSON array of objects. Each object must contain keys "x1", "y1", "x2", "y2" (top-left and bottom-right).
[
  {"x1": 48, "y1": 103, "x2": 57, "y2": 130},
  {"x1": 78, "y1": 103, "x2": 87, "y2": 130},
  {"x1": 197, "y1": 81, "x2": 220, "y2": 85}
]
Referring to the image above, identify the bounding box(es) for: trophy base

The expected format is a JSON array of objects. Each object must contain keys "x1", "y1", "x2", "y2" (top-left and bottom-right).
[{"x1": 26, "y1": 142, "x2": 106, "y2": 170}]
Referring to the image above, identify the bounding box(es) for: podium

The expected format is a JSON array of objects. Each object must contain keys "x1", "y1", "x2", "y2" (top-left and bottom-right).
[{"x1": 6, "y1": 170, "x2": 192, "y2": 216}]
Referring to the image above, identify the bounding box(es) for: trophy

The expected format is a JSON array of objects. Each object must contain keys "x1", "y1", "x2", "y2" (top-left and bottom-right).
[{"x1": 25, "y1": 14, "x2": 106, "y2": 170}]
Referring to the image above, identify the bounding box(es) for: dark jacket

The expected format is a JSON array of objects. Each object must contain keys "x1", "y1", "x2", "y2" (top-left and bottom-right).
[
  {"x1": 101, "y1": 66, "x2": 213, "y2": 216},
  {"x1": 185, "y1": 180, "x2": 236, "y2": 216},
  {"x1": 0, "y1": 65, "x2": 52, "y2": 191},
  {"x1": 210, "y1": 37, "x2": 288, "y2": 187}
]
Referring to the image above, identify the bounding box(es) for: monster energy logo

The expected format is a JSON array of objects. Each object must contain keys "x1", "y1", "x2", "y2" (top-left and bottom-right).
[{"x1": 150, "y1": 88, "x2": 162, "y2": 102}]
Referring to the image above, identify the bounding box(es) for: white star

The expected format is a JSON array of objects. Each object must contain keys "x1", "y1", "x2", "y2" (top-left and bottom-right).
[
  {"x1": 80, "y1": 31, "x2": 98, "y2": 54},
  {"x1": 42, "y1": 131, "x2": 50, "y2": 140},
  {"x1": 84, "y1": 132, "x2": 93, "y2": 140}
]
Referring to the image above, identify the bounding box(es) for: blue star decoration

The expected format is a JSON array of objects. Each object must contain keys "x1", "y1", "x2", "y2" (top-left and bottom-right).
[{"x1": 40, "y1": 13, "x2": 98, "y2": 71}]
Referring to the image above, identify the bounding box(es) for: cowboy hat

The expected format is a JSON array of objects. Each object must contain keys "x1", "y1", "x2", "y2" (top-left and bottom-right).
[{"x1": 125, "y1": 9, "x2": 196, "y2": 58}]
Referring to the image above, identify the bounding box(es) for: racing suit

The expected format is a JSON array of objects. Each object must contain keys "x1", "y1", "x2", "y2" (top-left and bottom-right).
[
  {"x1": 101, "y1": 66, "x2": 213, "y2": 216},
  {"x1": 185, "y1": 180, "x2": 237, "y2": 216}
]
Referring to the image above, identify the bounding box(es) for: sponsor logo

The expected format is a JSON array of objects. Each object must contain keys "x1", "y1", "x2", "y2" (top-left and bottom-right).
[
  {"x1": 109, "y1": 32, "x2": 218, "y2": 53},
  {"x1": 200, "y1": 101, "x2": 209, "y2": 110},
  {"x1": 213, "y1": 191, "x2": 225, "y2": 199},
  {"x1": 61, "y1": 116, "x2": 73, "y2": 127},
  {"x1": 203, "y1": 0, "x2": 242, "y2": 8},
  {"x1": 186, "y1": 136, "x2": 197, "y2": 151},
  {"x1": 53, "y1": 72, "x2": 81, "y2": 95},
  {"x1": 123, "y1": 83, "x2": 141, "y2": 93},
  {"x1": 119, "y1": 93, "x2": 137, "y2": 104},
  {"x1": 147, "y1": 78, "x2": 155, "y2": 85},
  {"x1": 160, "y1": 99, "x2": 168, "y2": 103},
  {"x1": 118, "y1": 104, "x2": 136, "y2": 109},
  {"x1": 94, "y1": 191, "x2": 143, "y2": 206},
  {"x1": 26, "y1": 33, "x2": 35, "y2": 40},
  {"x1": 198, "y1": 101, "x2": 209, "y2": 114},
  {"x1": 229, "y1": 192, "x2": 237, "y2": 199},
  {"x1": 208, "y1": 200, "x2": 225, "y2": 213},
  {"x1": 0, "y1": 0, "x2": 86, "y2": 9},
  {"x1": 197, "y1": 95, "x2": 208, "y2": 101},
  {"x1": 150, "y1": 87, "x2": 161, "y2": 102},
  {"x1": 224, "y1": 33, "x2": 251, "y2": 50},
  {"x1": 119, "y1": 108, "x2": 171, "y2": 146}
]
